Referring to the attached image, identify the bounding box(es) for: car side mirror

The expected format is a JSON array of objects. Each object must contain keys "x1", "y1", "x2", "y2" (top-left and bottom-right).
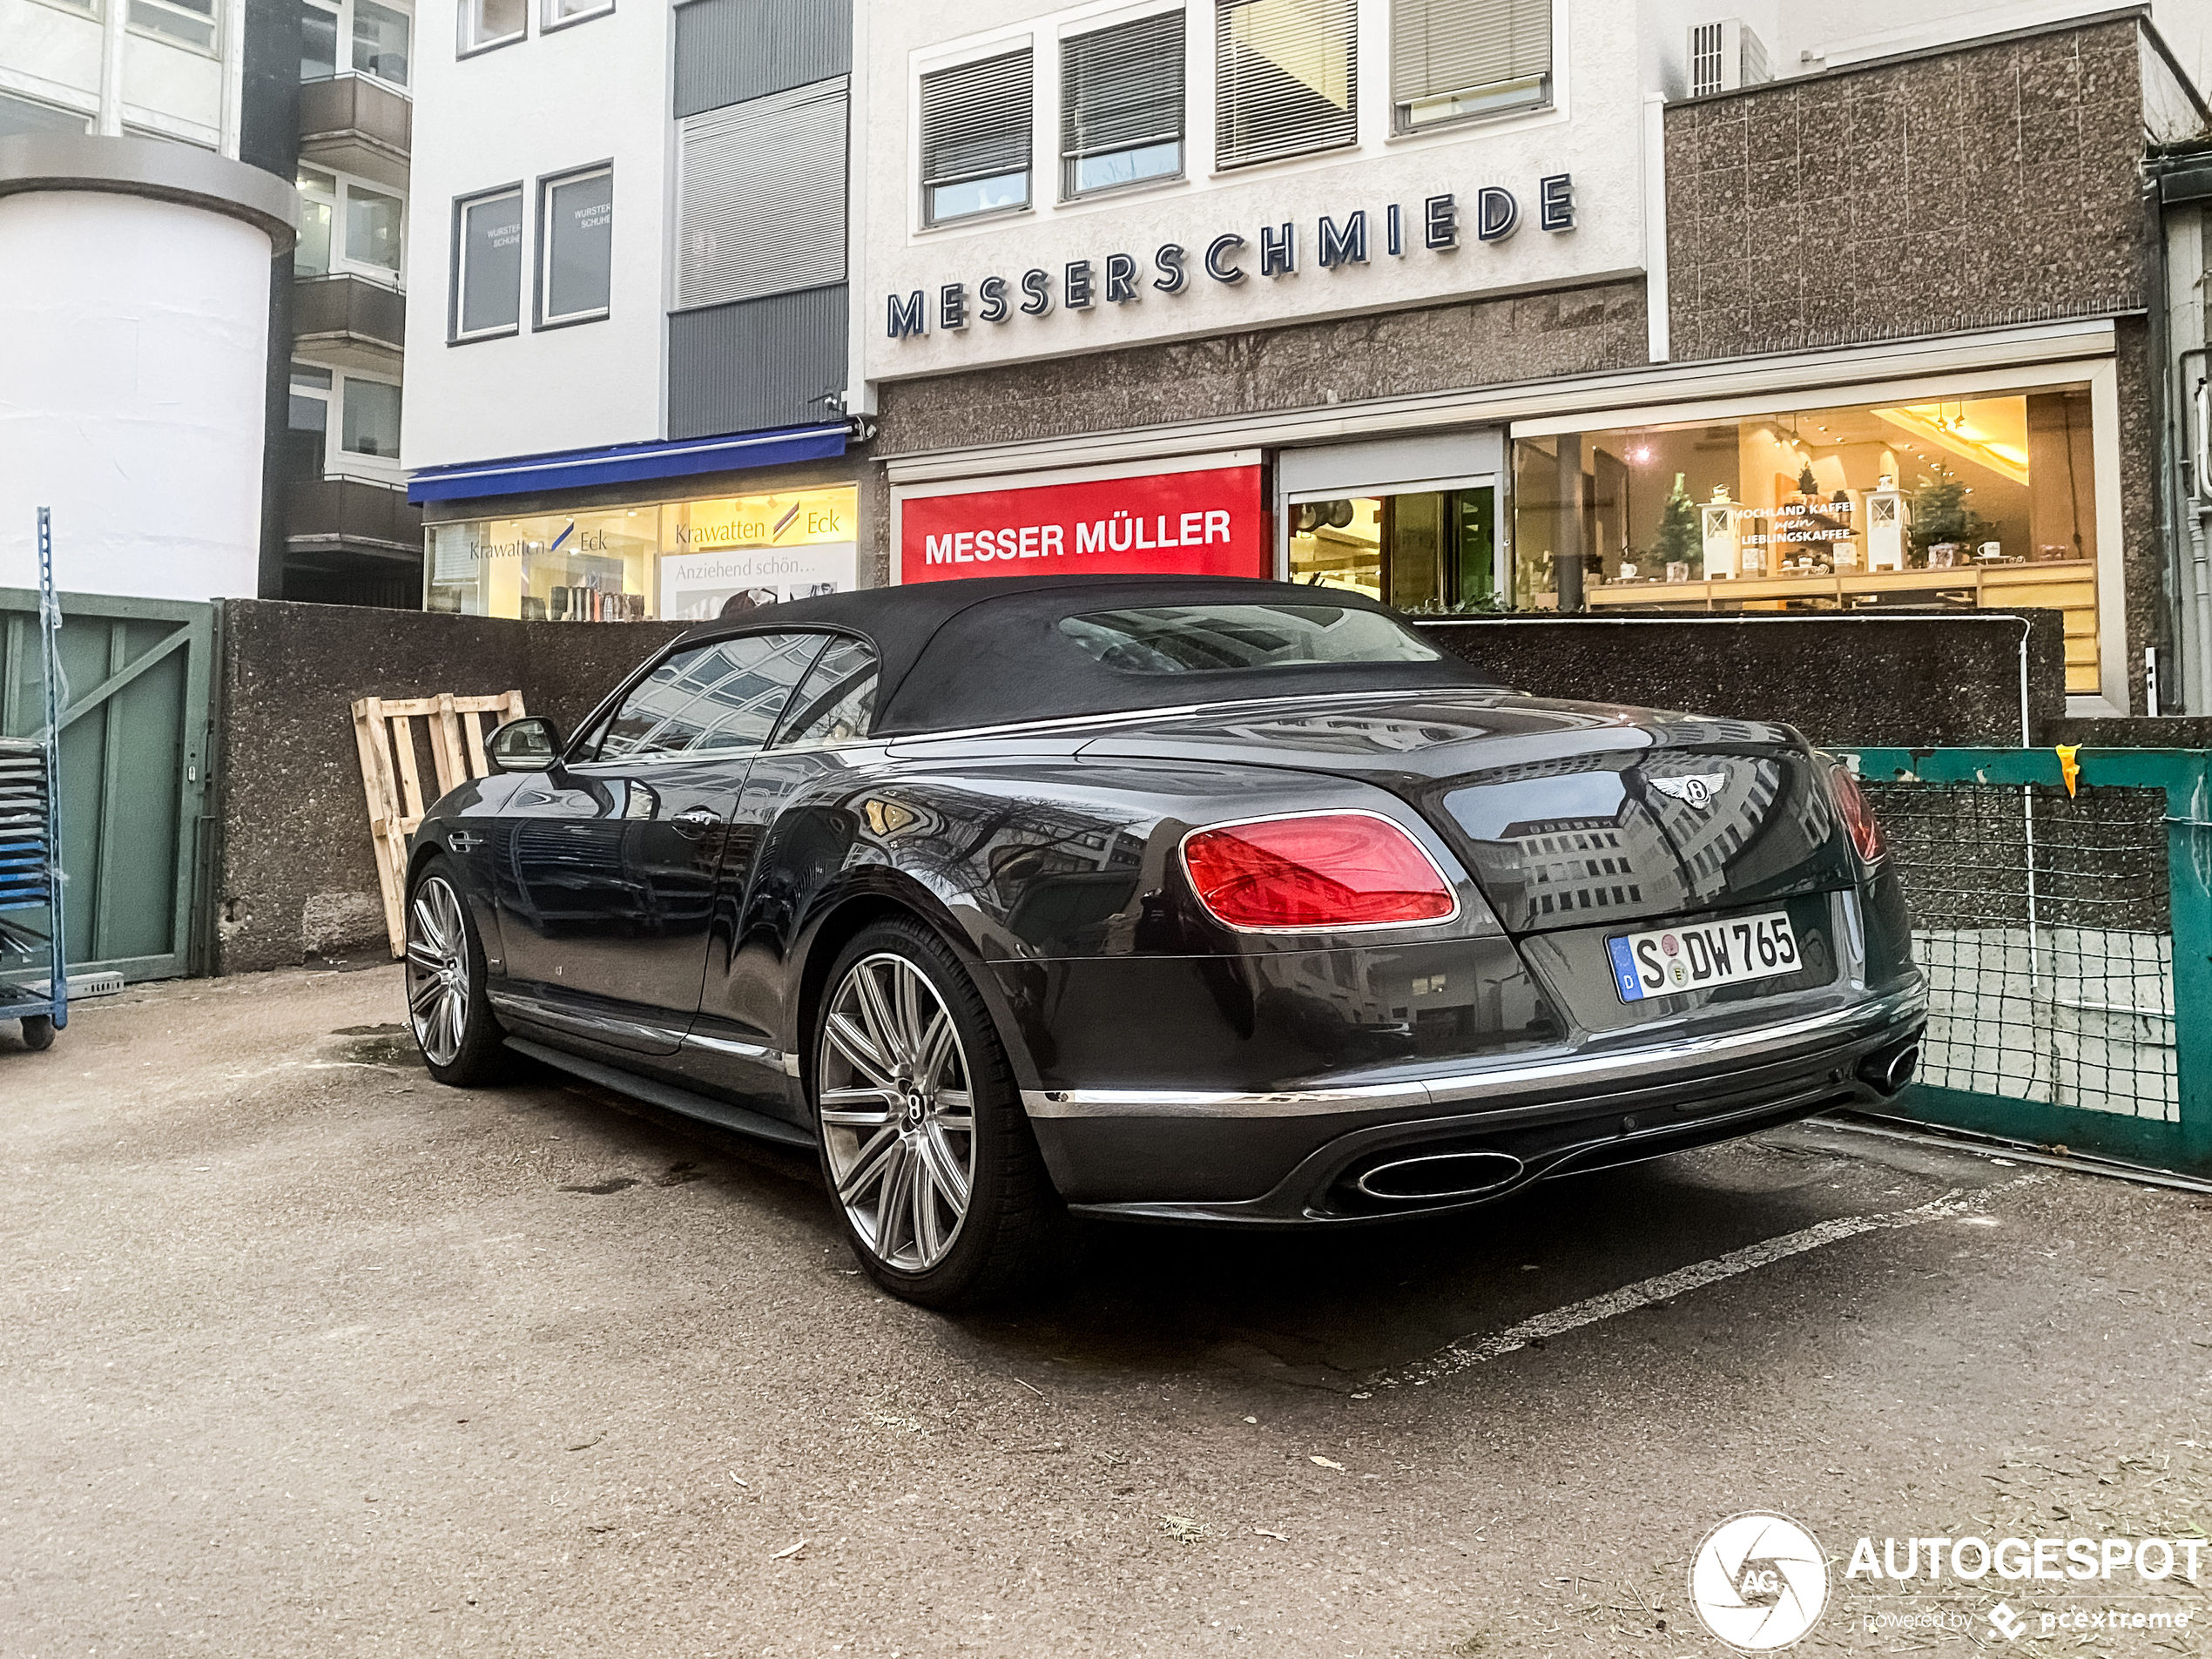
[{"x1": 488, "y1": 716, "x2": 563, "y2": 772}]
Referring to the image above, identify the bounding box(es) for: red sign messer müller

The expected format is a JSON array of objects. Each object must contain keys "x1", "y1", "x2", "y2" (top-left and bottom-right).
[{"x1": 899, "y1": 465, "x2": 1267, "y2": 583}]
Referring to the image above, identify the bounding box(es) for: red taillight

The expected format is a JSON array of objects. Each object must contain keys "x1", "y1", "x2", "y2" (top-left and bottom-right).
[
  {"x1": 1830, "y1": 765, "x2": 1887, "y2": 867},
  {"x1": 1181, "y1": 812, "x2": 1458, "y2": 931}
]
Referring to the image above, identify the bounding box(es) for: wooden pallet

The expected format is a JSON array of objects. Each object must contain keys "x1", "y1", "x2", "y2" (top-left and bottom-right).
[{"x1": 352, "y1": 691, "x2": 526, "y2": 958}]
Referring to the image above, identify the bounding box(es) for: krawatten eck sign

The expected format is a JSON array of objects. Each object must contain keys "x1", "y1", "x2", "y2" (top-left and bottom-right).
[{"x1": 886, "y1": 175, "x2": 1576, "y2": 339}]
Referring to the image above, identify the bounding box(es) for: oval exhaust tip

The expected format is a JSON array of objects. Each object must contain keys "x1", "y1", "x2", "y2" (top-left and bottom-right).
[
  {"x1": 1858, "y1": 1042, "x2": 1919, "y2": 1096},
  {"x1": 1354, "y1": 1150, "x2": 1526, "y2": 1204}
]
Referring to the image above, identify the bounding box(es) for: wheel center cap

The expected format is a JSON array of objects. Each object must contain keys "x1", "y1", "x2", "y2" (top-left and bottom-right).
[{"x1": 903, "y1": 1089, "x2": 927, "y2": 1125}]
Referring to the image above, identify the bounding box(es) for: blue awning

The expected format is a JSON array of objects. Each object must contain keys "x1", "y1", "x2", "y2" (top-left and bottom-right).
[{"x1": 406, "y1": 423, "x2": 849, "y2": 504}]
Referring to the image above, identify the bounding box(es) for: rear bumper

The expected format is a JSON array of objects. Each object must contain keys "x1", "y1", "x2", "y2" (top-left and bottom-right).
[{"x1": 1027, "y1": 978, "x2": 1926, "y2": 1225}]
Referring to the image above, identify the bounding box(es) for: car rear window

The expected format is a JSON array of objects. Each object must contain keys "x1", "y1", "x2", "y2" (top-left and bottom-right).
[{"x1": 1056, "y1": 604, "x2": 1440, "y2": 674}]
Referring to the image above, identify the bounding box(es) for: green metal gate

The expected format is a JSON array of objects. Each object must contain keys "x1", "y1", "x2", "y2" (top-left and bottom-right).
[
  {"x1": 1844, "y1": 746, "x2": 2212, "y2": 1179},
  {"x1": 0, "y1": 588, "x2": 214, "y2": 983}
]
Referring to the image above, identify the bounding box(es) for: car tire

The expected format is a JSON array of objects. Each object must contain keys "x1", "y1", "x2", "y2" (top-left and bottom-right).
[
  {"x1": 812, "y1": 917, "x2": 1070, "y2": 1311},
  {"x1": 405, "y1": 855, "x2": 508, "y2": 1087}
]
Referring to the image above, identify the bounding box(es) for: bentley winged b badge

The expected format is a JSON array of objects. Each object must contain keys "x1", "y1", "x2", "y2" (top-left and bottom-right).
[{"x1": 1649, "y1": 772, "x2": 1728, "y2": 810}]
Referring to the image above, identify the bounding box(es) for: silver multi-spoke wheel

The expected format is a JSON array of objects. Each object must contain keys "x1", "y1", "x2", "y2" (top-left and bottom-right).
[
  {"x1": 405, "y1": 874, "x2": 470, "y2": 1068},
  {"x1": 818, "y1": 951, "x2": 977, "y2": 1273}
]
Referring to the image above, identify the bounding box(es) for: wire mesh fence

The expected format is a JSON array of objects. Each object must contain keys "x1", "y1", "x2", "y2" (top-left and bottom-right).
[{"x1": 1864, "y1": 779, "x2": 2176, "y2": 1120}]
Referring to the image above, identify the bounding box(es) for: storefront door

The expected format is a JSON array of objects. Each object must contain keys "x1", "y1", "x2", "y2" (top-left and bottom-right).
[{"x1": 1278, "y1": 431, "x2": 1505, "y2": 611}]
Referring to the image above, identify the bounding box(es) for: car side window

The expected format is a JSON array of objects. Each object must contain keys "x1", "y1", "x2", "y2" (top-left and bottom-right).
[
  {"x1": 593, "y1": 633, "x2": 828, "y2": 764},
  {"x1": 771, "y1": 636, "x2": 879, "y2": 750}
]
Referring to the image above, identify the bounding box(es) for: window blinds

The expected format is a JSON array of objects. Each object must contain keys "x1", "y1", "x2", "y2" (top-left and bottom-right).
[
  {"x1": 1216, "y1": 0, "x2": 1357, "y2": 168},
  {"x1": 1389, "y1": 0, "x2": 1550, "y2": 109},
  {"x1": 920, "y1": 49, "x2": 1033, "y2": 189},
  {"x1": 677, "y1": 77, "x2": 849, "y2": 312},
  {"x1": 1062, "y1": 10, "x2": 1184, "y2": 178}
]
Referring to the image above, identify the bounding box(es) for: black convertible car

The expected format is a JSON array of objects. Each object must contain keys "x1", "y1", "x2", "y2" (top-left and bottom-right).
[{"x1": 406, "y1": 575, "x2": 1925, "y2": 1306}]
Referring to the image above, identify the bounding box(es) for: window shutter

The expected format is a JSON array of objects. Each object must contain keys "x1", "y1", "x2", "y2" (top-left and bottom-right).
[
  {"x1": 1216, "y1": 0, "x2": 1357, "y2": 169},
  {"x1": 1061, "y1": 11, "x2": 1184, "y2": 173},
  {"x1": 920, "y1": 49, "x2": 1032, "y2": 190},
  {"x1": 1389, "y1": 0, "x2": 1550, "y2": 108},
  {"x1": 677, "y1": 77, "x2": 849, "y2": 311}
]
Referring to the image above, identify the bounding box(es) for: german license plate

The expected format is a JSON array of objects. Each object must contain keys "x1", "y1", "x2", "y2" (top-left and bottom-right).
[{"x1": 1606, "y1": 910, "x2": 1799, "y2": 1003}]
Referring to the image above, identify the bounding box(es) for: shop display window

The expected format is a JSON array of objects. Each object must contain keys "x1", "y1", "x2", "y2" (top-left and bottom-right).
[
  {"x1": 660, "y1": 487, "x2": 860, "y2": 619},
  {"x1": 1288, "y1": 485, "x2": 1497, "y2": 611},
  {"x1": 427, "y1": 508, "x2": 655, "y2": 620},
  {"x1": 425, "y1": 487, "x2": 860, "y2": 620},
  {"x1": 1510, "y1": 388, "x2": 2103, "y2": 694}
]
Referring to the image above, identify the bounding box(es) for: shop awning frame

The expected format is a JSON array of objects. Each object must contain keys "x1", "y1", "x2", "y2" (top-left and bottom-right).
[{"x1": 405, "y1": 423, "x2": 850, "y2": 504}]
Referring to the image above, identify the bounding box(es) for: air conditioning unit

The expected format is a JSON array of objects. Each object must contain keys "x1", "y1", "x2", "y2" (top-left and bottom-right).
[{"x1": 1689, "y1": 19, "x2": 1771, "y2": 97}]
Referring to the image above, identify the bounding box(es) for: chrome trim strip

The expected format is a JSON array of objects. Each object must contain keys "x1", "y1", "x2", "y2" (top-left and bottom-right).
[
  {"x1": 1020, "y1": 983, "x2": 1926, "y2": 1120},
  {"x1": 679, "y1": 1030, "x2": 785, "y2": 1068},
  {"x1": 483, "y1": 987, "x2": 685, "y2": 1050}
]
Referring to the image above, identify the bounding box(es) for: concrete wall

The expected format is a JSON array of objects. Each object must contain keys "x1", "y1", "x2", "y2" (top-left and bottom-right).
[
  {"x1": 206, "y1": 597, "x2": 2060, "y2": 977},
  {"x1": 1414, "y1": 610, "x2": 2067, "y2": 748},
  {"x1": 212, "y1": 600, "x2": 690, "y2": 974}
]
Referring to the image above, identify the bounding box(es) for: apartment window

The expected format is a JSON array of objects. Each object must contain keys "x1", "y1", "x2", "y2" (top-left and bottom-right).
[
  {"x1": 676, "y1": 78, "x2": 847, "y2": 310},
  {"x1": 543, "y1": 0, "x2": 611, "y2": 30},
  {"x1": 1216, "y1": 0, "x2": 1356, "y2": 168},
  {"x1": 296, "y1": 165, "x2": 404, "y2": 283},
  {"x1": 453, "y1": 186, "x2": 523, "y2": 339},
  {"x1": 539, "y1": 166, "x2": 612, "y2": 325},
  {"x1": 460, "y1": 0, "x2": 523, "y2": 53},
  {"x1": 129, "y1": 0, "x2": 217, "y2": 52},
  {"x1": 287, "y1": 364, "x2": 333, "y2": 482},
  {"x1": 0, "y1": 92, "x2": 93, "y2": 137},
  {"x1": 346, "y1": 180, "x2": 403, "y2": 272},
  {"x1": 353, "y1": 0, "x2": 410, "y2": 82},
  {"x1": 341, "y1": 375, "x2": 402, "y2": 461},
  {"x1": 295, "y1": 167, "x2": 337, "y2": 275},
  {"x1": 919, "y1": 48, "x2": 1032, "y2": 226},
  {"x1": 1391, "y1": 0, "x2": 1550, "y2": 129},
  {"x1": 302, "y1": 0, "x2": 338, "y2": 76},
  {"x1": 1062, "y1": 10, "x2": 1184, "y2": 198}
]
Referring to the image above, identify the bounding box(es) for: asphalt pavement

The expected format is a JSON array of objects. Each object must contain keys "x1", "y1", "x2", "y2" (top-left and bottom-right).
[{"x1": 3, "y1": 966, "x2": 2208, "y2": 1656}]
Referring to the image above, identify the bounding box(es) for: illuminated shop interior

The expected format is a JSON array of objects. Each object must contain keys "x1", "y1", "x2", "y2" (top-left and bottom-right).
[
  {"x1": 425, "y1": 485, "x2": 859, "y2": 620},
  {"x1": 1508, "y1": 388, "x2": 2101, "y2": 693},
  {"x1": 1287, "y1": 486, "x2": 1498, "y2": 610}
]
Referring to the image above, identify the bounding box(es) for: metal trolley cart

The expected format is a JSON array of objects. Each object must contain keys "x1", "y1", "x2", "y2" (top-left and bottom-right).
[{"x1": 3, "y1": 510, "x2": 67, "y2": 1052}]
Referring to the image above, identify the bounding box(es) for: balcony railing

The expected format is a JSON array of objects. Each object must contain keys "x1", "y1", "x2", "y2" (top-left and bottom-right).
[
  {"x1": 293, "y1": 273, "x2": 405, "y2": 369},
  {"x1": 285, "y1": 476, "x2": 422, "y2": 555},
  {"x1": 299, "y1": 73, "x2": 410, "y2": 187}
]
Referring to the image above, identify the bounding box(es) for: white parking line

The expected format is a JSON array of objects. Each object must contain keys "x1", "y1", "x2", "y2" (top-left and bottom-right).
[{"x1": 1372, "y1": 1175, "x2": 2044, "y2": 1391}]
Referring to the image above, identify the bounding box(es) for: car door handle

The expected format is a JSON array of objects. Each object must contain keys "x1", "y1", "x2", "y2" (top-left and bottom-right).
[{"x1": 669, "y1": 806, "x2": 723, "y2": 839}]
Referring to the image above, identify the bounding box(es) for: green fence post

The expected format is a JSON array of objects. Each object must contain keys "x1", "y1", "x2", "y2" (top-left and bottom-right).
[{"x1": 2165, "y1": 755, "x2": 2212, "y2": 1176}]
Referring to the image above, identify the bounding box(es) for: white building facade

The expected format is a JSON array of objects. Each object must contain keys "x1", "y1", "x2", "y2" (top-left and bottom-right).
[{"x1": 401, "y1": 0, "x2": 869, "y2": 624}]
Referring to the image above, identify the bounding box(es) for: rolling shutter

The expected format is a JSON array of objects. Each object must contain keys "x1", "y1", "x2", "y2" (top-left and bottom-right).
[
  {"x1": 1061, "y1": 10, "x2": 1184, "y2": 187},
  {"x1": 920, "y1": 49, "x2": 1033, "y2": 193},
  {"x1": 1215, "y1": 0, "x2": 1357, "y2": 169},
  {"x1": 676, "y1": 77, "x2": 848, "y2": 311},
  {"x1": 1389, "y1": 0, "x2": 1551, "y2": 109}
]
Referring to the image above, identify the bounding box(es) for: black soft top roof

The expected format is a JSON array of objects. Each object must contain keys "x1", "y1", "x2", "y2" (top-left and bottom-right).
[{"x1": 674, "y1": 573, "x2": 1494, "y2": 737}]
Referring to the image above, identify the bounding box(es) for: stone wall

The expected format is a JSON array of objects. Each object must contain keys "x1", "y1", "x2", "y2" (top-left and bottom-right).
[
  {"x1": 212, "y1": 600, "x2": 690, "y2": 974},
  {"x1": 1663, "y1": 18, "x2": 2153, "y2": 361},
  {"x1": 873, "y1": 278, "x2": 1649, "y2": 457},
  {"x1": 1414, "y1": 610, "x2": 2066, "y2": 748}
]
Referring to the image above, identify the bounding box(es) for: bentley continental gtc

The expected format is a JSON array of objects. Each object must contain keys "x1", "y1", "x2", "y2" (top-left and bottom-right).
[{"x1": 404, "y1": 575, "x2": 1925, "y2": 1306}]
